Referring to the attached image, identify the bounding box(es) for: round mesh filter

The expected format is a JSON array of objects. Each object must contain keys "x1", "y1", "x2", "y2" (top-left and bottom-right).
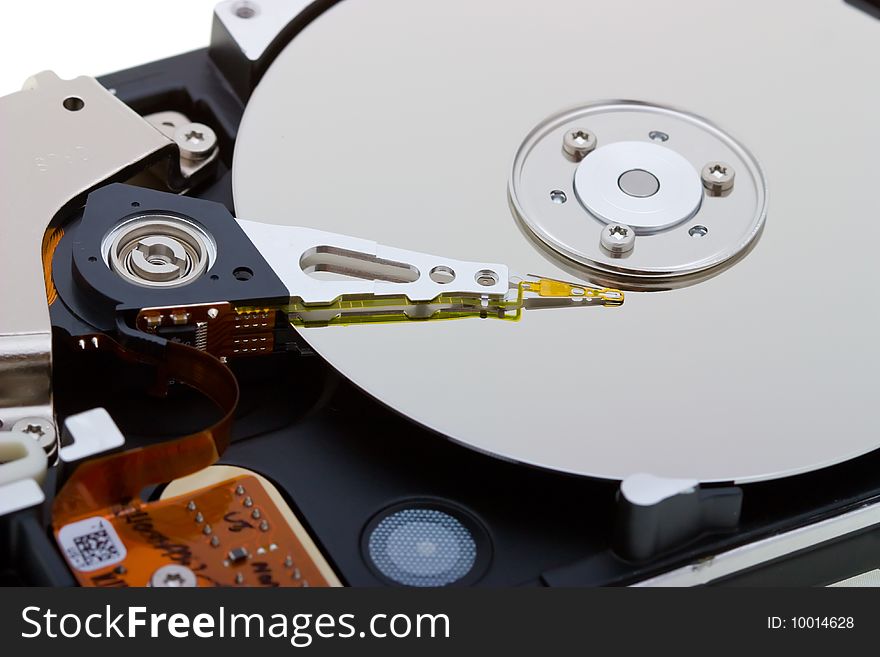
[{"x1": 367, "y1": 508, "x2": 477, "y2": 587}]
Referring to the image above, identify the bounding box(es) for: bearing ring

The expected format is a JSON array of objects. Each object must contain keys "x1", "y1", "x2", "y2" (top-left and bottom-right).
[{"x1": 103, "y1": 214, "x2": 216, "y2": 288}]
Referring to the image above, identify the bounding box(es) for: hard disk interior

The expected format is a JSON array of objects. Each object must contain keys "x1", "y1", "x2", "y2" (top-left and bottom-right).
[{"x1": 1, "y1": 0, "x2": 880, "y2": 587}]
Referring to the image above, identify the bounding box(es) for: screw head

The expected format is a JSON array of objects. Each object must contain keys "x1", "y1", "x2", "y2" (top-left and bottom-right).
[
  {"x1": 600, "y1": 223, "x2": 636, "y2": 255},
  {"x1": 173, "y1": 122, "x2": 217, "y2": 161},
  {"x1": 11, "y1": 417, "x2": 56, "y2": 450},
  {"x1": 701, "y1": 161, "x2": 735, "y2": 196},
  {"x1": 150, "y1": 564, "x2": 197, "y2": 587},
  {"x1": 562, "y1": 128, "x2": 598, "y2": 161}
]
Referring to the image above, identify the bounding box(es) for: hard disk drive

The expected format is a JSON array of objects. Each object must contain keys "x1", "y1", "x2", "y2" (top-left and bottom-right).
[{"x1": 2, "y1": 0, "x2": 880, "y2": 587}]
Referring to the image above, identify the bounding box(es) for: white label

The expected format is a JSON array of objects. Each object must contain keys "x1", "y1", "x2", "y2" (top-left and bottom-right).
[{"x1": 57, "y1": 516, "x2": 127, "y2": 572}]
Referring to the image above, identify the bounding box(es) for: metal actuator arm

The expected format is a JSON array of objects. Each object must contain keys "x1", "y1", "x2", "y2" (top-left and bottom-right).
[
  {"x1": 236, "y1": 220, "x2": 623, "y2": 326},
  {"x1": 79, "y1": 184, "x2": 620, "y2": 357}
]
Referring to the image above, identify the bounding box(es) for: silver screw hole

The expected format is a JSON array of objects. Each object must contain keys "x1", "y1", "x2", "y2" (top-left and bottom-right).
[
  {"x1": 63, "y1": 96, "x2": 84, "y2": 112},
  {"x1": 550, "y1": 190, "x2": 567, "y2": 204},
  {"x1": 233, "y1": 1, "x2": 259, "y2": 18},
  {"x1": 429, "y1": 266, "x2": 456, "y2": 284},
  {"x1": 475, "y1": 270, "x2": 499, "y2": 287}
]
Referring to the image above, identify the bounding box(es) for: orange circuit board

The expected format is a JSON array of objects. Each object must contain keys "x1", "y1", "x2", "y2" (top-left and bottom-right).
[{"x1": 55, "y1": 475, "x2": 333, "y2": 587}]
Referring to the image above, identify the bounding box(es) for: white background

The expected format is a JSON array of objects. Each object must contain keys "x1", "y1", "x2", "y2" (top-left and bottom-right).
[{"x1": 0, "y1": 0, "x2": 220, "y2": 96}]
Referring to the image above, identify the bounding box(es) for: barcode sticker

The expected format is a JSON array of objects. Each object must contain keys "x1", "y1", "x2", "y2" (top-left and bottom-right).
[{"x1": 57, "y1": 517, "x2": 127, "y2": 572}]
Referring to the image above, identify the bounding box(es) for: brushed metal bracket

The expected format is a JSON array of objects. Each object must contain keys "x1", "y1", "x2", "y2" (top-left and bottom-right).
[{"x1": 0, "y1": 71, "x2": 175, "y2": 433}]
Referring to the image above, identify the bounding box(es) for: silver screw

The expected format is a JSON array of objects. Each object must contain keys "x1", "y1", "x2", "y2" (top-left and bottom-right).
[
  {"x1": 173, "y1": 122, "x2": 217, "y2": 161},
  {"x1": 150, "y1": 564, "x2": 197, "y2": 587},
  {"x1": 562, "y1": 128, "x2": 597, "y2": 161},
  {"x1": 600, "y1": 223, "x2": 636, "y2": 255},
  {"x1": 701, "y1": 161, "x2": 735, "y2": 196},
  {"x1": 11, "y1": 417, "x2": 56, "y2": 451}
]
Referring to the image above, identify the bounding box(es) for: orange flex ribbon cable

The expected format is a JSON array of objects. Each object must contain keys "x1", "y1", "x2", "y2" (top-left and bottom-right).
[
  {"x1": 52, "y1": 336, "x2": 239, "y2": 528},
  {"x1": 42, "y1": 226, "x2": 64, "y2": 306}
]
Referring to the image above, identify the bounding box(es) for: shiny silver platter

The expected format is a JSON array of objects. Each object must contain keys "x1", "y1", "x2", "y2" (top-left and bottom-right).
[{"x1": 233, "y1": 0, "x2": 880, "y2": 483}]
